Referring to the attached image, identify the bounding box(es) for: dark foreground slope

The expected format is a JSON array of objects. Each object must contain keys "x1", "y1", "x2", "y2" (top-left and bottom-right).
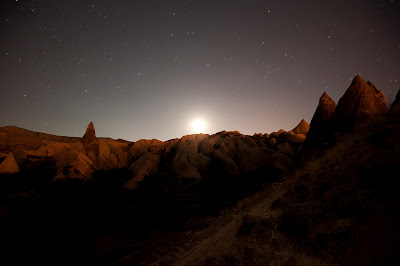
[
  {"x1": 115, "y1": 112, "x2": 400, "y2": 265},
  {"x1": 277, "y1": 113, "x2": 400, "y2": 264},
  {"x1": 0, "y1": 125, "x2": 304, "y2": 265},
  {"x1": 0, "y1": 151, "x2": 286, "y2": 265}
]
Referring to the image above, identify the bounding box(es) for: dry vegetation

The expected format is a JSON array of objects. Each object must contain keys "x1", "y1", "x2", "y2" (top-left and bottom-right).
[
  {"x1": 1, "y1": 115, "x2": 399, "y2": 265},
  {"x1": 277, "y1": 116, "x2": 400, "y2": 264},
  {"x1": 117, "y1": 115, "x2": 400, "y2": 265}
]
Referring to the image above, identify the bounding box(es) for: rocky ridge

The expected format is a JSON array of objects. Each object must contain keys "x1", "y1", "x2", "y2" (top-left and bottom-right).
[
  {"x1": 0, "y1": 121, "x2": 310, "y2": 187},
  {"x1": 334, "y1": 75, "x2": 387, "y2": 127},
  {"x1": 0, "y1": 74, "x2": 395, "y2": 188},
  {"x1": 301, "y1": 74, "x2": 390, "y2": 161}
]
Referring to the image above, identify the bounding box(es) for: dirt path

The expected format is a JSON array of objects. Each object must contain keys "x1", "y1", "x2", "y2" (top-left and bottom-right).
[{"x1": 116, "y1": 182, "x2": 327, "y2": 265}]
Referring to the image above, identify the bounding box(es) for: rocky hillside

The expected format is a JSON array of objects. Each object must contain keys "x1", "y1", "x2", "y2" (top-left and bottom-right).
[
  {"x1": 0, "y1": 118, "x2": 310, "y2": 186},
  {"x1": 0, "y1": 74, "x2": 399, "y2": 264},
  {"x1": 120, "y1": 112, "x2": 399, "y2": 265},
  {"x1": 301, "y1": 75, "x2": 390, "y2": 161},
  {"x1": 115, "y1": 75, "x2": 400, "y2": 265}
]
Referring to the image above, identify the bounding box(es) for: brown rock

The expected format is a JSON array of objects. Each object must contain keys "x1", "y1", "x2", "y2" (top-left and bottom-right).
[
  {"x1": 300, "y1": 92, "x2": 337, "y2": 161},
  {"x1": 96, "y1": 140, "x2": 129, "y2": 169},
  {"x1": 277, "y1": 143, "x2": 295, "y2": 156},
  {"x1": 334, "y1": 75, "x2": 387, "y2": 127},
  {"x1": 269, "y1": 130, "x2": 285, "y2": 139},
  {"x1": 172, "y1": 134, "x2": 210, "y2": 178},
  {"x1": 128, "y1": 139, "x2": 164, "y2": 160},
  {"x1": 55, "y1": 151, "x2": 96, "y2": 180},
  {"x1": 0, "y1": 152, "x2": 8, "y2": 162},
  {"x1": 268, "y1": 138, "x2": 277, "y2": 147},
  {"x1": 81, "y1": 122, "x2": 99, "y2": 162},
  {"x1": 0, "y1": 126, "x2": 81, "y2": 154},
  {"x1": 291, "y1": 119, "x2": 310, "y2": 135},
  {"x1": 286, "y1": 133, "x2": 306, "y2": 143},
  {"x1": 125, "y1": 153, "x2": 161, "y2": 189},
  {"x1": 199, "y1": 134, "x2": 237, "y2": 158},
  {"x1": 214, "y1": 149, "x2": 240, "y2": 176},
  {"x1": 254, "y1": 139, "x2": 267, "y2": 147},
  {"x1": 0, "y1": 151, "x2": 22, "y2": 173},
  {"x1": 310, "y1": 92, "x2": 337, "y2": 130},
  {"x1": 389, "y1": 89, "x2": 400, "y2": 114}
]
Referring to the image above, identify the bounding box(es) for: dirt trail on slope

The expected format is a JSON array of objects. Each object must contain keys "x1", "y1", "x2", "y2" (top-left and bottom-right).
[{"x1": 116, "y1": 182, "x2": 327, "y2": 265}]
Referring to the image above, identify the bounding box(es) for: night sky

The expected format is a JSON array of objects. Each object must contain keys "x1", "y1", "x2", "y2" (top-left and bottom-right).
[{"x1": 1, "y1": 0, "x2": 400, "y2": 141}]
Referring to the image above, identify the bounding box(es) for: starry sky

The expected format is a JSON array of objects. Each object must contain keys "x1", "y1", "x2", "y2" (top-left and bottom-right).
[{"x1": 1, "y1": 0, "x2": 400, "y2": 141}]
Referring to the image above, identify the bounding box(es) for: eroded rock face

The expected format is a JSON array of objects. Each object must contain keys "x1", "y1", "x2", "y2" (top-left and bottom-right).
[
  {"x1": 334, "y1": 75, "x2": 387, "y2": 127},
  {"x1": 0, "y1": 143, "x2": 96, "y2": 180},
  {"x1": 0, "y1": 150, "x2": 22, "y2": 173},
  {"x1": 291, "y1": 119, "x2": 310, "y2": 135},
  {"x1": 128, "y1": 139, "x2": 164, "y2": 160},
  {"x1": 310, "y1": 92, "x2": 337, "y2": 131},
  {"x1": 0, "y1": 123, "x2": 130, "y2": 180},
  {"x1": 0, "y1": 126, "x2": 81, "y2": 154},
  {"x1": 55, "y1": 152, "x2": 96, "y2": 180},
  {"x1": 389, "y1": 89, "x2": 400, "y2": 114},
  {"x1": 125, "y1": 153, "x2": 161, "y2": 190},
  {"x1": 285, "y1": 132, "x2": 306, "y2": 143},
  {"x1": 96, "y1": 140, "x2": 130, "y2": 170},
  {"x1": 172, "y1": 134, "x2": 210, "y2": 178},
  {"x1": 277, "y1": 143, "x2": 295, "y2": 156},
  {"x1": 278, "y1": 119, "x2": 310, "y2": 144},
  {"x1": 299, "y1": 92, "x2": 338, "y2": 161},
  {"x1": 0, "y1": 122, "x2": 302, "y2": 186},
  {"x1": 270, "y1": 130, "x2": 286, "y2": 139},
  {"x1": 306, "y1": 93, "x2": 335, "y2": 134},
  {"x1": 214, "y1": 149, "x2": 240, "y2": 176},
  {"x1": 81, "y1": 122, "x2": 99, "y2": 162},
  {"x1": 301, "y1": 75, "x2": 388, "y2": 162},
  {"x1": 268, "y1": 138, "x2": 277, "y2": 147}
]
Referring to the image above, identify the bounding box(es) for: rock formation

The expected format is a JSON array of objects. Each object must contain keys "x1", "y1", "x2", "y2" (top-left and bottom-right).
[
  {"x1": 172, "y1": 134, "x2": 210, "y2": 178},
  {"x1": 291, "y1": 119, "x2": 310, "y2": 135},
  {"x1": 334, "y1": 75, "x2": 387, "y2": 128},
  {"x1": 280, "y1": 119, "x2": 310, "y2": 144},
  {"x1": 302, "y1": 92, "x2": 337, "y2": 147},
  {"x1": 125, "y1": 153, "x2": 160, "y2": 189},
  {"x1": 0, "y1": 126, "x2": 81, "y2": 154},
  {"x1": 301, "y1": 75, "x2": 388, "y2": 162},
  {"x1": 81, "y1": 122, "x2": 99, "y2": 162},
  {"x1": 300, "y1": 92, "x2": 338, "y2": 161},
  {"x1": 389, "y1": 89, "x2": 400, "y2": 114},
  {"x1": 0, "y1": 122, "x2": 132, "y2": 180},
  {"x1": 128, "y1": 139, "x2": 164, "y2": 160},
  {"x1": 0, "y1": 117, "x2": 309, "y2": 187},
  {"x1": 309, "y1": 92, "x2": 337, "y2": 131}
]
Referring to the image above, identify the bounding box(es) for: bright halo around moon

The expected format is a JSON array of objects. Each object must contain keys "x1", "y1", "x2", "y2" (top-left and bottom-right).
[{"x1": 191, "y1": 119, "x2": 207, "y2": 133}]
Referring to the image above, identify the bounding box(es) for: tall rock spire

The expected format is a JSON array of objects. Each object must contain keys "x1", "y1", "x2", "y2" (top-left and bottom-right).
[
  {"x1": 81, "y1": 122, "x2": 99, "y2": 162},
  {"x1": 334, "y1": 75, "x2": 387, "y2": 127},
  {"x1": 310, "y1": 92, "x2": 337, "y2": 130},
  {"x1": 300, "y1": 92, "x2": 337, "y2": 162}
]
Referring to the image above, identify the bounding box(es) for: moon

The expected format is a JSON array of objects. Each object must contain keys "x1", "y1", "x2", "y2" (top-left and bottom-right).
[{"x1": 191, "y1": 119, "x2": 206, "y2": 133}]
